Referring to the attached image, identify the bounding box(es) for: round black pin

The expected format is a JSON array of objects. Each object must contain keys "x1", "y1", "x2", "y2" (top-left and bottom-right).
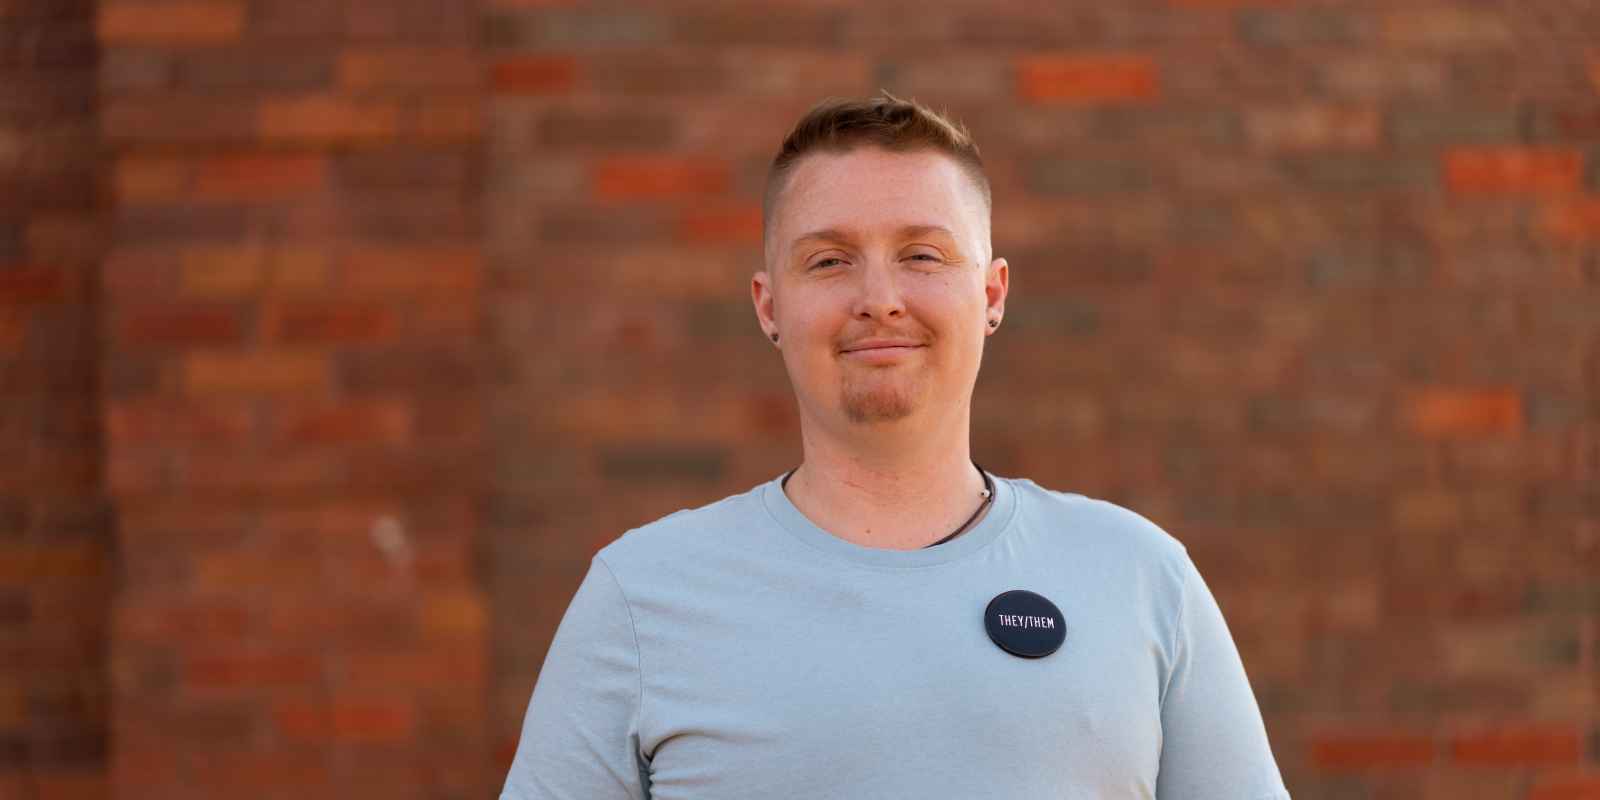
[{"x1": 985, "y1": 590, "x2": 1066, "y2": 659}]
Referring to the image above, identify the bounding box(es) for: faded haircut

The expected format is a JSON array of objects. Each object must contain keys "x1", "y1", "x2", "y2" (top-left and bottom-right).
[{"x1": 761, "y1": 91, "x2": 992, "y2": 243}]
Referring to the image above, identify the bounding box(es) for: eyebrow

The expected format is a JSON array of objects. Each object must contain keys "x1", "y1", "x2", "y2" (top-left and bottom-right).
[{"x1": 790, "y1": 224, "x2": 957, "y2": 252}]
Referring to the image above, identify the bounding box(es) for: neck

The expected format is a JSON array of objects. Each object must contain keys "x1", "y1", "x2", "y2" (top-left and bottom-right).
[{"x1": 783, "y1": 407, "x2": 990, "y2": 550}]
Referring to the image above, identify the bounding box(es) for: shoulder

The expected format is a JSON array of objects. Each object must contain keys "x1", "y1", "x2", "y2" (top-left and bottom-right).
[
  {"x1": 593, "y1": 480, "x2": 769, "y2": 573},
  {"x1": 1006, "y1": 475, "x2": 1192, "y2": 570}
]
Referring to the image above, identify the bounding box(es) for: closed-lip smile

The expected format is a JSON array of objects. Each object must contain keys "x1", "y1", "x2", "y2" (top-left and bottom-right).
[{"x1": 840, "y1": 339, "x2": 925, "y2": 353}]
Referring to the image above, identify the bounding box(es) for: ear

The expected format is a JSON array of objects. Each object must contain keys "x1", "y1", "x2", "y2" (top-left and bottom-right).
[
  {"x1": 752, "y1": 269, "x2": 779, "y2": 344},
  {"x1": 984, "y1": 257, "x2": 1008, "y2": 332}
]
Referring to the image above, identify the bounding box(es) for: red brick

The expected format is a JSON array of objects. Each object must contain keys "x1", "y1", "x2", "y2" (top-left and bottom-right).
[
  {"x1": 1016, "y1": 55, "x2": 1159, "y2": 104},
  {"x1": 117, "y1": 306, "x2": 245, "y2": 346},
  {"x1": 1308, "y1": 731, "x2": 1436, "y2": 770},
  {"x1": 270, "y1": 399, "x2": 413, "y2": 445},
  {"x1": 258, "y1": 95, "x2": 403, "y2": 143},
  {"x1": 273, "y1": 700, "x2": 415, "y2": 743},
  {"x1": 413, "y1": 94, "x2": 483, "y2": 142},
  {"x1": 0, "y1": 266, "x2": 68, "y2": 305},
  {"x1": 105, "y1": 400, "x2": 255, "y2": 445},
  {"x1": 117, "y1": 599, "x2": 251, "y2": 643},
  {"x1": 337, "y1": 245, "x2": 480, "y2": 294},
  {"x1": 263, "y1": 302, "x2": 398, "y2": 344},
  {"x1": 337, "y1": 47, "x2": 481, "y2": 90},
  {"x1": 1540, "y1": 196, "x2": 1600, "y2": 242},
  {"x1": 492, "y1": 57, "x2": 578, "y2": 94},
  {"x1": 193, "y1": 154, "x2": 327, "y2": 201},
  {"x1": 114, "y1": 156, "x2": 190, "y2": 203},
  {"x1": 678, "y1": 205, "x2": 762, "y2": 244},
  {"x1": 593, "y1": 156, "x2": 729, "y2": 201},
  {"x1": 1168, "y1": 0, "x2": 1288, "y2": 6},
  {"x1": 1444, "y1": 148, "x2": 1584, "y2": 194},
  {"x1": 1449, "y1": 723, "x2": 1583, "y2": 766},
  {"x1": 184, "y1": 650, "x2": 321, "y2": 689},
  {"x1": 97, "y1": 1, "x2": 245, "y2": 44},
  {"x1": 183, "y1": 351, "x2": 330, "y2": 395},
  {"x1": 1400, "y1": 387, "x2": 1523, "y2": 437},
  {"x1": 335, "y1": 650, "x2": 484, "y2": 689}
]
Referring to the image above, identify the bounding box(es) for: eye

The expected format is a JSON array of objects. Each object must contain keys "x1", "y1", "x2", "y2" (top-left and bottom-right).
[{"x1": 810, "y1": 257, "x2": 845, "y2": 270}]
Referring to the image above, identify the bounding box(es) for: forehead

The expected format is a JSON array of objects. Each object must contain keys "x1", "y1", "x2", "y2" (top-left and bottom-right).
[{"x1": 770, "y1": 148, "x2": 984, "y2": 251}]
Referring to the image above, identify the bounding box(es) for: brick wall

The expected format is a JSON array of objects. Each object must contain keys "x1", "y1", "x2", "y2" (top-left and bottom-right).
[
  {"x1": 1, "y1": 0, "x2": 111, "y2": 797},
  {"x1": 97, "y1": 0, "x2": 490, "y2": 797},
  {"x1": 483, "y1": 3, "x2": 1598, "y2": 800},
  {"x1": 0, "y1": 0, "x2": 1594, "y2": 798}
]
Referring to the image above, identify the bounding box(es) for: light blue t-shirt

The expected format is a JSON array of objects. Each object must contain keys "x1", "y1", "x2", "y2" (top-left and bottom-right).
[{"x1": 501, "y1": 472, "x2": 1291, "y2": 799}]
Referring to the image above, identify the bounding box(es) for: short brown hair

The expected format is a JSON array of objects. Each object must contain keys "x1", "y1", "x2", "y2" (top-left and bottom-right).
[{"x1": 762, "y1": 91, "x2": 991, "y2": 232}]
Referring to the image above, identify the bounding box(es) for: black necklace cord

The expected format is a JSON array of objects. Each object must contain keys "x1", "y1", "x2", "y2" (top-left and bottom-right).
[{"x1": 778, "y1": 462, "x2": 994, "y2": 549}]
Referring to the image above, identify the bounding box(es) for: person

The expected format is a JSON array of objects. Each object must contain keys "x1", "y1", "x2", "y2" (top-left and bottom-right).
[{"x1": 499, "y1": 92, "x2": 1291, "y2": 799}]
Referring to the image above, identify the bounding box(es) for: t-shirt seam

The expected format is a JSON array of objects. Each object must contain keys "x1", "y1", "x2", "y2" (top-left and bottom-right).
[
  {"x1": 759, "y1": 476, "x2": 1024, "y2": 573},
  {"x1": 1161, "y1": 552, "x2": 1191, "y2": 715},
  {"x1": 595, "y1": 554, "x2": 645, "y2": 762}
]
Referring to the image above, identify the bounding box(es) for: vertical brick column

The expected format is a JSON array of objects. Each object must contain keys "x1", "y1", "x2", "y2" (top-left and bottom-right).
[
  {"x1": 0, "y1": 0, "x2": 111, "y2": 797},
  {"x1": 97, "y1": 2, "x2": 490, "y2": 797}
]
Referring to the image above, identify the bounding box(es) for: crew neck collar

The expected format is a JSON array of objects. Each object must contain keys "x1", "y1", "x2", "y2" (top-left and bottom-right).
[{"x1": 759, "y1": 468, "x2": 1018, "y2": 569}]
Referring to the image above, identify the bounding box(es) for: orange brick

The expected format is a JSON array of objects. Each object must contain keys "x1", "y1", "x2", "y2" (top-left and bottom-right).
[
  {"x1": 258, "y1": 95, "x2": 402, "y2": 143},
  {"x1": 115, "y1": 156, "x2": 191, "y2": 202},
  {"x1": 1529, "y1": 774, "x2": 1600, "y2": 800},
  {"x1": 338, "y1": 47, "x2": 481, "y2": 89},
  {"x1": 1450, "y1": 724, "x2": 1583, "y2": 766},
  {"x1": 1017, "y1": 54, "x2": 1159, "y2": 104},
  {"x1": 492, "y1": 56, "x2": 578, "y2": 94},
  {"x1": 1309, "y1": 731, "x2": 1436, "y2": 770},
  {"x1": 1401, "y1": 387, "x2": 1523, "y2": 437},
  {"x1": 98, "y1": 1, "x2": 245, "y2": 44},
  {"x1": 0, "y1": 543, "x2": 106, "y2": 584},
  {"x1": 1540, "y1": 196, "x2": 1600, "y2": 242},
  {"x1": 1444, "y1": 148, "x2": 1584, "y2": 195},
  {"x1": 184, "y1": 351, "x2": 329, "y2": 395},
  {"x1": 419, "y1": 589, "x2": 487, "y2": 639},
  {"x1": 594, "y1": 156, "x2": 729, "y2": 201},
  {"x1": 194, "y1": 154, "x2": 327, "y2": 201},
  {"x1": 180, "y1": 245, "x2": 267, "y2": 296},
  {"x1": 678, "y1": 205, "x2": 762, "y2": 243},
  {"x1": 337, "y1": 245, "x2": 480, "y2": 293},
  {"x1": 193, "y1": 552, "x2": 321, "y2": 592}
]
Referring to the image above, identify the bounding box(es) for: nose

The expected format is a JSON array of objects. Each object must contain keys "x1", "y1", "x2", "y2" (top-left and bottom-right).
[{"x1": 850, "y1": 259, "x2": 906, "y2": 323}]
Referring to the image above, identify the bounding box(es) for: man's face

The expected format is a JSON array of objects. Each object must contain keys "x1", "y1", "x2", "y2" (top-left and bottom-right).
[{"x1": 752, "y1": 147, "x2": 1007, "y2": 431}]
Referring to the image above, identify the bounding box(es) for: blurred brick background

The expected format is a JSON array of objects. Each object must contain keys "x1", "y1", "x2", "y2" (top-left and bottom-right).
[{"x1": 2, "y1": 0, "x2": 1597, "y2": 798}]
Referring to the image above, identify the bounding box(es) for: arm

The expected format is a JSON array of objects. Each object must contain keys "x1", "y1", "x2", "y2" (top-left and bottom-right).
[
  {"x1": 500, "y1": 556, "x2": 649, "y2": 800},
  {"x1": 1156, "y1": 552, "x2": 1291, "y2": 800}
]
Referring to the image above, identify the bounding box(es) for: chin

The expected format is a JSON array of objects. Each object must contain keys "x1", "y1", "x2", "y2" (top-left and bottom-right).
[{"x1": 839, "y1": 384, "x2": 921, "y2": 424}]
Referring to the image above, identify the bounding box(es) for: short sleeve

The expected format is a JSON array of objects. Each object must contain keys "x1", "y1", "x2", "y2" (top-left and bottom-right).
[
  {"x1": 500, "y1": 556, "x2": 650, "y2": 800},
  {"x1": 1156, "y1": 552, "x2": 1291, "y2": 800}
]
